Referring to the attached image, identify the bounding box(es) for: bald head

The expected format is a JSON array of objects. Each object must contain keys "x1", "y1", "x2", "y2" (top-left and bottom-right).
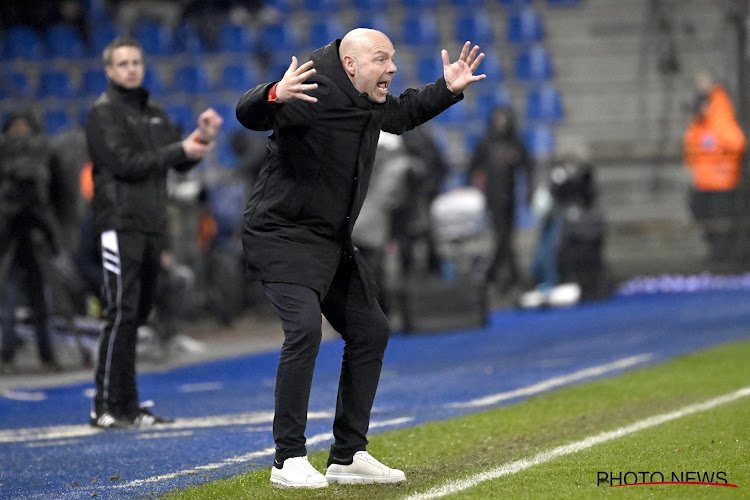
[{"x1": 339, "y1": 28, "x2": 397, "y2": 103}]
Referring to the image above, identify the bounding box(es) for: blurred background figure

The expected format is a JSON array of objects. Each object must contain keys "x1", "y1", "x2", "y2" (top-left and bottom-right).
[
  {"x1": 683, "y1": 70, "x2": 746, "y2": 268},
  {"x1": 468, "y1": 105, "x2": 533, "y2": 298},
  {"x1": 0, "y1": 111, "x2": 63, "y2": 374},
  {"x1": 521, "y1": 151, "x2": 608, "y2": 308},
  {"x1": 352, "y1": 132, "x2": 416, "y2": 315}
]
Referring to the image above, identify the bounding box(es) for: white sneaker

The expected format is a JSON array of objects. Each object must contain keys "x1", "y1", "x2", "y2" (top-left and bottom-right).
[
  {"x1": 326, "y1": 451, "x2": 406, "y2": 484},
  {"x1": 270, "y1": 456, "x2": 328, "y2": 489}
]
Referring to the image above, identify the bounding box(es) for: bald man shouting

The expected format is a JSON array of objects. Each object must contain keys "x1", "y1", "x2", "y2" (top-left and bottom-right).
[{"x1": 236, "y1": 28, "x2": 485, "y2": 489}]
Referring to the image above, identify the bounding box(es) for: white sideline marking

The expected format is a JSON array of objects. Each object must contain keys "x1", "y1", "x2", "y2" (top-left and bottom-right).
[
  {"x1": 116, "y1": 416, "x2": 413, "y2": 489},
  {"x1": 1, "y1": 390, "x2": 47, "y2": 401},
  {"x1": 178, "y1": 382, "x2": 224, "y2": 393},
  {"x1": 447, "y1": 354, "x2": 653, "y2": 409},
  {"x1": 0, "y1": 410, "x2": 332, "y2": 444},
  {"x1": 406, "y1": 386, "x2": 750, "y2": 500}
]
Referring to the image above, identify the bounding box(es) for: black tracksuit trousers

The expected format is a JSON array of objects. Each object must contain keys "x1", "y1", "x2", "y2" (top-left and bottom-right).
[
  {"x1": 94, "y1": 230, "x2": 164, "y2": 417},
  {"x1": 262, "y1": 253, "x2": 391, "y2": 466}
]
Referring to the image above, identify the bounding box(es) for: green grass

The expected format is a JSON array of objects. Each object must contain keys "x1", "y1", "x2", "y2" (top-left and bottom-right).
[{"x1": 161, "y1": 339, "x2": 750, "y2": 499}]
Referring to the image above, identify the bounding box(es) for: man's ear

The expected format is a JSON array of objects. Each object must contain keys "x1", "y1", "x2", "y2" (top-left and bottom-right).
[{"x1": 342, "y1": 55, "x2": 356, "y2": 77}]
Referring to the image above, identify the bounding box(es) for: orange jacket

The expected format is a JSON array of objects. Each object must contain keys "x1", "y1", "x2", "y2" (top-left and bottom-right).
[{"x1": 683, "y1": 85, "x2": 746, "y2": 191}]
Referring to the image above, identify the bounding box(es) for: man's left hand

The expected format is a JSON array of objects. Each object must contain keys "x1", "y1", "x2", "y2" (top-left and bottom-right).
[{"x1": 443, "y1": 41, "x2": 486, "y2": 96}]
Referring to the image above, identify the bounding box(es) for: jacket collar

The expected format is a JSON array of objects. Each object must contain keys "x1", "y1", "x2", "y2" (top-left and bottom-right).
[{"x1": 107, "y1": 81, "x2": 150, "y2": 109}]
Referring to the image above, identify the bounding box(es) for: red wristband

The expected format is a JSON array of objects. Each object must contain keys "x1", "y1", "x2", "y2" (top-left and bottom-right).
[{"x1": 268, "y1": 83, "x2": 279, "y2": 103}]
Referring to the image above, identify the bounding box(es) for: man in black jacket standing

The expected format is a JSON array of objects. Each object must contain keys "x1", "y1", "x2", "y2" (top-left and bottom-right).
[
  {"x1": 86, "y1": 37, "x2": 222, "y2": 429},
  {"x1": 236, "y1": 28, "x2": 485, "y2": 488}
]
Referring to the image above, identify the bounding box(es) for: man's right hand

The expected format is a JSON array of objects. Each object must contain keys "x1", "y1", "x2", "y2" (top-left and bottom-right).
[
  {"x1": 182, "y1": 129, "x2": 213, "y2": 160},
  {"x1": 274, "y1": 56, "x2": 319, "y2": 103}
]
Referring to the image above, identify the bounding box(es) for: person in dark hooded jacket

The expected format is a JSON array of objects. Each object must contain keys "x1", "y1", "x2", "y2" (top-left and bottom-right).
[
  {"x1": 0, "y1": 111, "x2": 62, "y2": 373},
  {"x1": 468, "y1": 105, "x2": 533, "y2": 295},
  {"x1": 236, "y1": 28, "x2": 485, "y2": 488}
]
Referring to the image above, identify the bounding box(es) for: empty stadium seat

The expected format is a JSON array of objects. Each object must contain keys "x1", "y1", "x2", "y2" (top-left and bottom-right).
[
  {"x1": 515, "y1": 43, "x2": 553, "y2": 82},
  {"x1": 433, "y1": 100, "x2": 472, "y2": 125},
  {"x1": 402, "y1": 13, "x2": 440, "y2": 48},
  {"x1": 450, "y1": 0, "x2": 485, "y2": 7},
  {"x1": 81, "y1": 68, "x2": 108, "y2": 96},
  {"x1": 0, "y1": 71, "x2": 33, "y2": 99},
  {"x1": 401, "y1": 0, "x2": 439, "y2": 9},
  {"x1": 304, "y1": 0, "x2": 342, "y2": 11},
  {"x1": 308, "y1": 18, "x2": 345, "y2": 49},
  {"x1": 258, "y1": 22, "x2": 300, "y2": 54},
  {"x1": 476, "y1": 86, "x2": 512, "y2": 122},
  {"x1": 525, "y1": 83, "x2": 563, "y2": 123},
  {"x1": 2, "y1": 26, "x2": 46, "y2": 60},
  {"x1": 173, "y1": 21, "x2": 210, "y2": 54},
  {"x1": 221, "y1": 62, "x2": 259, "y2": 93},
  {"x1": 46, "y1": 24, "x2": 86, "y2": 59},
  {"x1": 352, "y1": 0, "x2": 388, "y2": 11},
  {"x1": 132, "y1": 19, "x2": 174, "y2": 56},
  {"x1": 143, "y1": 68, "x2": 166, "y2": 96},
  {"x1": 38, "y1": 70, "x2": 76, "y2": 98},
  {"x1": 172, "y1": 62, "x2": 213, "y2": 94},
  {"x1": 455, "y1": 13, "x2": 495, "y2": 45},
  {"x1": 507, "y1": 6, "x2": 544, "y2": 44},
  {"x1": 479, "y1": 50, "x2": 504, "y2": 82},
  {"x1": 416, "y1": 54, "x2": 443, "y2": 84},
  {"x1": 217, "y1": 22, "x2": 255, "y2": 54},
  {"x1": 44, "y1": 108, "x2": 72, "y2": 135},
  {"x1": 354, "y1": 13, "x2": 389, "y2": 34},
  {"x1": 89, "y1": 21, "x2": 121, "y2": 58},
  {"x1": 522, "y1": 123, "x2": 556, "y2": 158},
  {"x1": 164, "y1": 103, "x2": 195, "y2": 133},
  {"x1": 498, "y1": 0, "x2": 533, "y2": 8},
  {"x1": 206, "y1": 101, "x2": 242, "y2": 133}
]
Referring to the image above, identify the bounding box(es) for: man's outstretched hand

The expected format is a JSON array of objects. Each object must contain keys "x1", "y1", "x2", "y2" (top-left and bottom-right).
[
  {"x1": 274, "y1": 56, "x2": 319, "y2": 103},
  {"x1": 443, "y1": 41, "x2": 486, "y2": 96}
]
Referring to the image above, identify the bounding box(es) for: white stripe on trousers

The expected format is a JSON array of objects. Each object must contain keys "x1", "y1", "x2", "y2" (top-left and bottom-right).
[{"x1": 97, "y1": 230, "x2": 123, "y2": 406}]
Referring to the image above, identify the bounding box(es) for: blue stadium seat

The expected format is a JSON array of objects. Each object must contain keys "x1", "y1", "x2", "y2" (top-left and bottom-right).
[
  {"x1": 455, "y1": 13, "x2": 495, "y2": 45},
  {"x1": 507, "y1": 6, "x2": 544, "y2": 45},
  {"x1": 173, "y1": 62, "x2": 213, "y2": 94},
  {"x1": 46, "y1": 24, "x2": 86, "y2": 59},
  {"x1": 352, "y1": 0, "x2": 388, "y2": 11},
  {"x1": 525, "y1": 83, "x2": 563, "y2": 123},
  {"x1": 44, "y1": 108, "x2": 72, "y2": 135},
  {"x1": 498, "y1": 0, "x2": 533, "y2": 8},
  {"x1": 522, "y1": 123, "x2": 556, "y2": 158},
  {"x1": 131, "y1": 19, "x2": 174, "y2": 56},
  {"x1": 164, "y1": 102, "x2": 195, "y2": 134},
  {"x1": 206, "y1": 101, "x2": 242, "y2": 133},
  {"x1": 143, "y1": 68, "x2": 166, "y2": 96},
  {"x1": 81, "y1": 68, "x2": 108, "y2": 97},
  {"x1": 221, "y1": 62, "x2": 259, "y2": 93},
  {"x1": 38, "y1": 70, "x2": 76, "y2": 98},
  {"x1": 479, "y1": 50, "x2": 504, "y2": 82},
  {"x1": 416, "y1": 54, "x2": 443, "y2": 84},
  {"x1": 308, "y1": 18, "x2": 345, "y2": 49},
  {"x1": 547, "y1": 0, "x2": 581, "y2": 5},
  {"x1": 515, "y1": 44, "x2": 553, "y2": 82},
  {"x1": 258, "y1": 21, "x2": 300, "y2": 54},
  {"x1": 402, "y1": 13, "x2": 440, "y2": 48},
  {"x1": 401, "y1": 0, "x2": 438, "y2": 9},
  {"x1": 217, "y1": 22, "x2": 255, "y2": 54},
  {"x1": 433, "y1": 101, "x2": 472, "y2": 125},
  {"x1": 89, "y1": 21, "x2": 121, "y2": 58},
  {"x1": 2, "y1": 26, "x2": 46, "y2": 60},
  {"x1": 476, "y1": 86, "x2": 512, "y2": 122},
  {"x1": 304, "y1": 0, "x2": 341, "y2": 11},
  {"x1": 0, "y1": 71, "x2": 33, "y2": 99},
  {"x1": 451, "y1": 0, "x2": 485, "y2": 6},
  {"x1": 173, "y1": 21, "x2": 210, "y2": 54},
  {"x1": 215, "y1": 135, "x2": 239, "y2": 167},
  {"x1": 354, "y1": 13, "x2": 389, "y2": 33}
]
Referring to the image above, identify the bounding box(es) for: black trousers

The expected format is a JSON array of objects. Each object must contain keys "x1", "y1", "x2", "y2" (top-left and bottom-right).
[
  {"x1": 93, "y1": 230, "x2": 164, "y2": 416},
  {"x1": 262, "y1": 254, "x2": 391, "y2": 465}
]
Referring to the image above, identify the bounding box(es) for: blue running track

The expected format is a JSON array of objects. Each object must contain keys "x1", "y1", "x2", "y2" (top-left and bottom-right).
[{"x1": 1, "y1": 290, "x2": 749, "y2": 499}]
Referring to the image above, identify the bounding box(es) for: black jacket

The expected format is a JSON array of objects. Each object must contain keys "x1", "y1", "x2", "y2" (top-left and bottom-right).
[
  {"x1": 236, "y1": 39, "x2": 461, "y2": 296},
  {"x1": 85, "y1": 82, "x2": 198, "y2": 235}
]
